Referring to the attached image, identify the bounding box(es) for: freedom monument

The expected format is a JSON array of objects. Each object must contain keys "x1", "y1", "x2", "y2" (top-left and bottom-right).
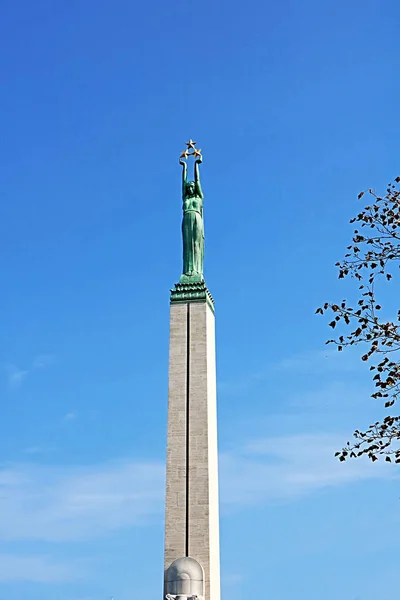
[{"x1": 163, "y1": 141, "x2": 220, "y2": 600}]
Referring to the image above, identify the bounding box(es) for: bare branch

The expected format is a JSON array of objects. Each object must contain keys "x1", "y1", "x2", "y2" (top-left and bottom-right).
[{"x1": 317, "y1": 178, "x2": 400, "y2": 461}]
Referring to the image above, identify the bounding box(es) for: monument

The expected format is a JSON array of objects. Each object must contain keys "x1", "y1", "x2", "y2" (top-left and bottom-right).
[{"x1": 163, "y1": 141, "x2": 221, "y2": 600}]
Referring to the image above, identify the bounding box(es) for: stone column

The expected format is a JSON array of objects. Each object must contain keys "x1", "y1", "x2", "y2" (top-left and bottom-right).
[{"x1": 164, "y1": 283, "x2": 220, "y2": 600}]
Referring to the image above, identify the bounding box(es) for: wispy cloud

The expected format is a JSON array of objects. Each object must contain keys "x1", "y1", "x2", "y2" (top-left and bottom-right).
[
  {"x1": 66, "y1": 597, "x2": 96, "y2": 600},
  {"x1": 5, "y1": 365, "x2": 29, "y2": 389},
  {"x1": 65, "y1": 597, "x2": 96, "y2": 600},
  {"x1": 222, "y1": 573, "x2": 245, "y2": 586},
  {"x1": 0, "y1": 433, "x2": 393, "y2": 542},
  {"x1": 0, "y1": 553, "x2": 83, "y2": 582},
  {"x1": 23, "y1": 446, "x2": 49, "y2": 455},
  {"x1": 274, "y1": 348, "x2": 361, "y2": 374},
  {"x1": 0, "y1": 460, "x2": 165, "y2": 541},
  {"x1": 4, "y1": 354, "x2": 55, "y2": 389},
  {"x1": 32, "y1": 354, "x2": 56, "y2": 369},
  {"x1": 218, "y1": 348, "x2": 362, "y2": 397},
  {"x1": 63, "y1": 411, "x2": 77, "y2": 422},
  {"x1": 220, "y1": 433, "x2": 393, "y2": 508},
  {"x1": 285, "y1": 379, "x2": 370, "y2": 413}
]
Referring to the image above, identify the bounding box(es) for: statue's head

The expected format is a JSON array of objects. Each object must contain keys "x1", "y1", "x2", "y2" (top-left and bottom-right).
[{"x1": 185, "y1": 181, "x2": 196, "y2": 197}]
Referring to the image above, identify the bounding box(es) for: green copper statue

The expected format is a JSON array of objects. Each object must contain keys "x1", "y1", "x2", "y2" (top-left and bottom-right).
[
  {"x1": 170, "y1": 141, "x2": 214, "y2": 309},
  {"x1": 179, "y1": 140, "x2": 204, "y2": 283}
]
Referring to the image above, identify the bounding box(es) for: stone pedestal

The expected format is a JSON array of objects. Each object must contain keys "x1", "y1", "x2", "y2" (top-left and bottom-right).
[{"x1": 164, "y1": 284, "x2": 220, "y2": 600}]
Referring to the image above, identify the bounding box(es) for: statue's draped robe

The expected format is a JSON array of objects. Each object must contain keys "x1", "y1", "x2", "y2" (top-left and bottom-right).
[{"x1": 182, "y1": 195, "x2": 204, "y2": 277}]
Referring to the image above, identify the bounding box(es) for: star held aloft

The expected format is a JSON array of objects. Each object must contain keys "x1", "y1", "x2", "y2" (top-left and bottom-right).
[{"x1": 179, "y1": 139, "x2": 203, "y2": 162}]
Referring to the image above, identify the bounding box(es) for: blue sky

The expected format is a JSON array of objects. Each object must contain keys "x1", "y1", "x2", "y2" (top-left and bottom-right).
[{"x1": 1, "y1": 0, "x2": 400, "y2": 598}]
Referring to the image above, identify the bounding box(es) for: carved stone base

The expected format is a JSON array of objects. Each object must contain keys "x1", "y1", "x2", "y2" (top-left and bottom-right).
[
  {"x1": 179, "y1": 273, "x2": 203, "y2": 284},
  {"x1": 166, "y1": 595, "x2": 201, "y2": 600},
  {"x1": 165, "y1": 557, "x2": 204, "y2": 600},
  {"x1": 170, "y1": 281, "x2": 214, "y2": 311}
]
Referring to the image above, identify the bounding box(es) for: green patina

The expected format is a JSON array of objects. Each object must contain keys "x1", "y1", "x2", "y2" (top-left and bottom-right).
[
  {"x1": 170, "y1": 150, "x2": 214, "y2": 308},
  {"x1": 170, "y1": 280, "x2": 214, "y2": 311},
  {"x1": 180, "y1": 157, "x2": 204, "y2": 283}
]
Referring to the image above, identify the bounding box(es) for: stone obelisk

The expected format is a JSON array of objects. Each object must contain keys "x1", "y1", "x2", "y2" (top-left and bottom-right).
[{"x1": 163, "y1": 142, "x2": 220, "y2": 600}]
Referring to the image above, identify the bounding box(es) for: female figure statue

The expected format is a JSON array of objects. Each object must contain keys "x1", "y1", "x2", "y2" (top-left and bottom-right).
[{"x1": 179, "y1": 155, "x2": 204, "y2": 282}]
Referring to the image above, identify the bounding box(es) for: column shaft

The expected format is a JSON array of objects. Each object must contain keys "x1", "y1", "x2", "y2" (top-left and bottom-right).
[{"x1": 164, "y1": 301, "x2": 220, "y2": 600}]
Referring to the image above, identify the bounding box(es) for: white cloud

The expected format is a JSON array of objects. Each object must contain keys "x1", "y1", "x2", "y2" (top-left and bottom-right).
[
  {"x1": 0, "y1": 554, "x2": 82, "y2": 582},
  {"x1": 4, "y1": 354, "x2": 54, "y2": 389},
  {"x1": 32, "y1": 354, "x2": 55, "y2": 369},
  {"x1": 0, "y1": 432, "x2": 393, "y2": 543},
  {"x1": 23, "y1": 446, "x2": 50, "y2": 455},
  {"x1": 274, "y1": 348, "x2": 361, "y2": 374},
  {"x1": 63, "y1": 411, "x2": 77, "y2": 421},
  {"x1": 286, "y1": 379, "x2": 368, "y2": 412},
  {"x1": 0, "y1": 460, "x2": 164, "y2": 541},
  {"x1": 65, "y1": 597, "x2": 96, "y2": 600},
  {"x1": 218, "y1": 348, "x2": 362, "y2": 397},
  {"x1": 5, "y1": 365, "x2": 29, "y2": 389},
  {"x1": 61, "y1": 597, "x2": 96, "y2": 600},
  {"x1": 220, "y1": 433, "x2": 393, "y2": 508},
  {"x1": 222, "y1": 573, "x2": 245, "y2": 586}
]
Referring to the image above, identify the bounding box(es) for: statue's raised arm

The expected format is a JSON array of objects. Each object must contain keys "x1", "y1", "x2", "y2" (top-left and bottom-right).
[
  {"x1": 194, "y1": 157, "x2": 203, "y2": 199},
  {"x1": 179, "y1": 157, "x2": 188, "y2": 199},
  {"x1": 178, "y1": 141, "x2": 205, "y2": 283}
]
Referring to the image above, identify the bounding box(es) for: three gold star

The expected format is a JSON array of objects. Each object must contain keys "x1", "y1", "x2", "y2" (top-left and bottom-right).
[{"x1": 179, "y1": 139, "x2": 203, "y2": 161}]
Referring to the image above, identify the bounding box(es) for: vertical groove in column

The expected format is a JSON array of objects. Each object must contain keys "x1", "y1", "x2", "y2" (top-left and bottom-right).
[{"x1": 185, "y1": 302, "x2": 190, "y2": 557}]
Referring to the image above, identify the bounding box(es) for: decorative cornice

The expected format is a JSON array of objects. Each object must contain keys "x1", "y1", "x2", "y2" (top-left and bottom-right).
[{"x1": 170, "y1": 280, "x2": 214, "y2": 311}]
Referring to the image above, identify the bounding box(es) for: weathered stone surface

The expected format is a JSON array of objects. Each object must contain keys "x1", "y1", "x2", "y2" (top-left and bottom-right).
[
  {"x1": 164, "y1": 300, "x2": 220, "y2": 600},
  {"x1": 164, "y1": 302, "x2": 187, "y2": 565}
]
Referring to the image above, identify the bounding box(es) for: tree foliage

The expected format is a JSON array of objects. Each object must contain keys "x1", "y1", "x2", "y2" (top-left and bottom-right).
[{"x1": 317, "y1": 177, "x2": 400, "y2": 463}]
